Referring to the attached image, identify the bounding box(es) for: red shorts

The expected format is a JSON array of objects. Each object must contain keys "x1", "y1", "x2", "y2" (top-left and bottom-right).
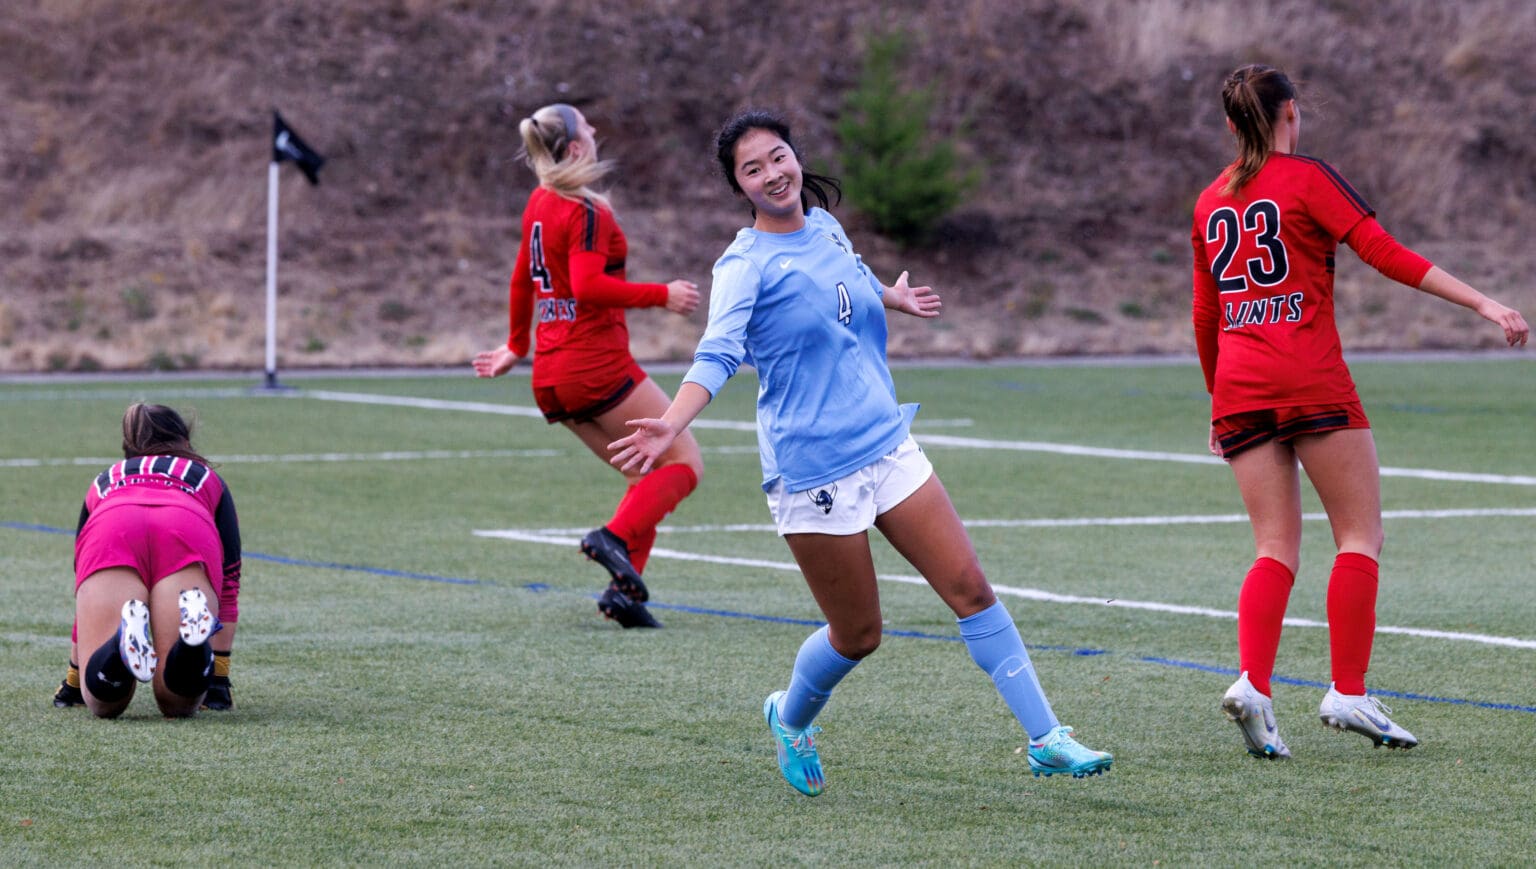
[
  {"x1": 533, "y1": 360, "x2": 646, "y2": 424},
  {"x1": 1213, "y1": 402, "x2": 1370, "y2": 460},
  {"x1": 74, "y1": 503, "x2": 224, "y2": 603}
]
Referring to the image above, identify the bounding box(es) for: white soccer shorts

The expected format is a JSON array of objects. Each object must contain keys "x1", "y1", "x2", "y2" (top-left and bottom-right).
[{"x1": 766, "y1": 435, "x2": 933, "y2": 536}]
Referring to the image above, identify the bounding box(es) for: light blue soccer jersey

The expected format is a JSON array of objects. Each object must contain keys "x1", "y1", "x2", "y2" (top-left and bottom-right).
[{"x1": 683, "y1": 208, "x2": 918, "y2": 493}]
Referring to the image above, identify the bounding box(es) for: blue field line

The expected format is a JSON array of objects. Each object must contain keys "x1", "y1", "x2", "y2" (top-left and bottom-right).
[
  {"x1": 2, "y1": 521, "x2": 72, "y2": 535},
  {"x1": 8, "y1": 519, "x2": 1530, "y2": 714},
  {"x1": 247, "y1": 552, "x2": 485, "y2": 585},
  {"x1": 615, "y1": 594, "x2": 1109, "y2": 653},
  {"x1": 1, "y1": 520, "x2": 486, "y2": 586}
]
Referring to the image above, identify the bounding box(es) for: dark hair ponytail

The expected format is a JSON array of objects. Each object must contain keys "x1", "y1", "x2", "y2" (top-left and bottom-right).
[
  {"x1": 121, "y1": 403, "x2": 209, "y2": 464},
  {"x1": 1220, "y1": 64, "x2": 1297, "y2": 196},
  {"x1": 713, "y1": 109, "x2": 842, "y2": 215}
]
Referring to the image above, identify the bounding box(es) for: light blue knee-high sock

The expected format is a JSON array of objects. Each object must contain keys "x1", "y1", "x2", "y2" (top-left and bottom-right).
[
  {"x1": 779, "y1": 625, "x2": 859, "y2": 731},
  {"x1": 959, "y1": 600, "x2": 1058, "y2": 740}
]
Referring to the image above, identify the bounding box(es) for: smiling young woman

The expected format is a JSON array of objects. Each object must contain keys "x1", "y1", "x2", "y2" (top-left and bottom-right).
[{"x1": 608, "y1": 109, "x2": 1113, "y2": 795}]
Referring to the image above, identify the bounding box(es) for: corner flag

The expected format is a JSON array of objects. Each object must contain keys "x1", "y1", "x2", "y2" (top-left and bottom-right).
[
  {"x1": 264, "y1": 110, "x2": 327, "y2": 389},
  {"x1": 273, "y1": 112, "x2": 325, "y2": 185}
]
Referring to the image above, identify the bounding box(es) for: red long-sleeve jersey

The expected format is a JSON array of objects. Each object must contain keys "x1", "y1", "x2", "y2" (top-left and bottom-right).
[
  {"x1": 1191, "y1": 154, "x2": 1432, "y2": 418},
  {"x1": 506, "y1": 188, "x2": 669, "y2": 388}
]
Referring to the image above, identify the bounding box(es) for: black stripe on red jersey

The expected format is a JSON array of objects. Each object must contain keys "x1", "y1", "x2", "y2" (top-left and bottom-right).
[
  {"x1": 151, "y1": 455, "x2": 176, "y2": 476},
  {"x1": 1286, "y1": 154, "x2": 1372, "y2": 215},
  {"x1": 580, "y1": 198, "x2": 597, "y2": 252}
]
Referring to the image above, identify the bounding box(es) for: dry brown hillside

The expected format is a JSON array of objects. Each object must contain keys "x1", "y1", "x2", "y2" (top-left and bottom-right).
[{"x1": 3, "y1": 0, "x2": 1533, "y2": 372}]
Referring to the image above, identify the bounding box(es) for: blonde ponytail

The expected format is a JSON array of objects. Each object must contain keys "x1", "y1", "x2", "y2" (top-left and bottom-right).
[{"x1": 518, "y1": 103, "x2": 613, "y2": 209}]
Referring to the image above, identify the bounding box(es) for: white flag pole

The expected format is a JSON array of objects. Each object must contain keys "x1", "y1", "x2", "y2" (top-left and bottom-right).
[{"x1": 264, "y1": 160, "x2": 281, "y2": 389}]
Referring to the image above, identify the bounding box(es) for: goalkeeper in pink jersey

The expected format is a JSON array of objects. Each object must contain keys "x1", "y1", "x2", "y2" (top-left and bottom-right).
[{"x1": 64, "y1": 403, "x2": 243, "y2": 718}]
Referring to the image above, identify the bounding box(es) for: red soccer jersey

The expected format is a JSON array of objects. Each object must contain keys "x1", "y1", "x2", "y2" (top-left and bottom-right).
[
  {"x1": 1191, "y1": 154, "x2": 1379, "y2": 418},
  {"x1": 506, "y1": 188, "x2": 668, "y2": 388}
]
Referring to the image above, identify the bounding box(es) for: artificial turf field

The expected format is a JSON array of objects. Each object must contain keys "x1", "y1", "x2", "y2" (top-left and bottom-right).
[{"x1": 2, "y1": 357, "x2": 1533, "y2": 865}]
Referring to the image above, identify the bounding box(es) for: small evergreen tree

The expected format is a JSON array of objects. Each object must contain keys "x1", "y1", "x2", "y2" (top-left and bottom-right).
[{"x1": 836, "y1": 32, "x2": 971, "y2": 245}]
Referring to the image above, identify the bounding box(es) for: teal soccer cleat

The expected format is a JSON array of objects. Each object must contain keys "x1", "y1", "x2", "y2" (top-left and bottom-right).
[
  {"x1": 1027, "y1": 725, "x2": 1113, "y2": 778},
  {"x1": 764, "y1": 691, "x2": 825, "y2": 796}
]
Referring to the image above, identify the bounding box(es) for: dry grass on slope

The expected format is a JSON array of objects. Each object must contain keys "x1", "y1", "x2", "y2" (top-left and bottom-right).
[{"x1": 2, "y1": 0, "x2": 1532, "y2": 371}]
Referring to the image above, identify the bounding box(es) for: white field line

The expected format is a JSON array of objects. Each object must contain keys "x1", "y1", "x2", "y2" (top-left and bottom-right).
[
  {"x1": 0, "y1": 449, "x2": 564, "y2": 468},
  {"x1": 302, "y1": 390, "x2": 1536, "y2": 486},
  {"x1": 303, "y1": 389, "x2": 753, "y2": 431},
  {"x1": 474, "y1": 526, "x2": 1536, "y2": 650},
  {"x1": 0, "y1": 446, "x2": 771, "y2": 469},
  {"x1": 521, "y1": 507, "x2": 1536, "y2": 536},
  {"x1": 302, "y1": 388, "x2": 972, "y2": 430}
]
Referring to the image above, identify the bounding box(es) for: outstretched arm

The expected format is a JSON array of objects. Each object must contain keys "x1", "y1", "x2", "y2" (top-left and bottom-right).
[
  {"x1": 1416, "y1": 267, "x2": 1529, "y2": 347},
  {"x1": 1346, "y1": 217, "x2": 1528, "y2": 347},
  {"x1": 881, "y1": 271, "x2": 942, "y2": 319},
  {"x1": 609, "y1": 382, "x2": 714, "y2": 474},
  {"x1": 569, "y1": 251, "x2": 699, "y2": 313}
]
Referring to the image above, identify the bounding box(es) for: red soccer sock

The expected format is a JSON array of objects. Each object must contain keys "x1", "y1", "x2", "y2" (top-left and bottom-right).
[
  {"x1": 628, "y1": 526, "x2": 657, "y2": 575},
  {"x1": 603, "y1": 484, "x2": 652, "y2": 573},
  {"x1": 606, "y1": 464, "x2": 697, "y2": 568},
  {"x1": 1327, "y1": 551, "x2": 1379, "y2": 695},
  {"x1": 1237, "y1": 557, "x2": 1295, "y2": 697}
]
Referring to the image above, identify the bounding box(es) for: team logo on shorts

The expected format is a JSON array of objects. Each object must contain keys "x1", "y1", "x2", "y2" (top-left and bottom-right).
[{"x1": 807, "y1": 485, "x2": 837, "y2": 515}]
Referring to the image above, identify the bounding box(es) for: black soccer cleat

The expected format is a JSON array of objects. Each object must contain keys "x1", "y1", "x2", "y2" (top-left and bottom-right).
[
  {"x1": 53, "y1": 678, "x2": 85, "y2": 708},
  {"x1": 201, "y1": 675, "x2": 234, "y2": 711},
  {"x1": 598, "y1": 585, "x2": 662, "y2": 629},
  {"x1": 581, "y1": 526, "x2": 649, "y2": 602}
]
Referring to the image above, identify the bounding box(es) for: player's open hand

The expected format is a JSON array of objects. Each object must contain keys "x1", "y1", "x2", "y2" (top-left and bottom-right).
[
  {"x1": 883, "y1": 271, "x2": 942, "y2": 319},
  {"x1": 473, "y1": 345, "x2": 519, "y2": 378},
  {"x1": 666, "y1": 280, "x2": 700, "y2": 316},
  {"x1": 609, "y1": 418, "x2": 678, "y2": 474}
]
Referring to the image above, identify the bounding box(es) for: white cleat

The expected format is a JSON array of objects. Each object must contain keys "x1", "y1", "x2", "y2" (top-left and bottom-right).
[
  {"x1": 118, "y1": 599, "x2": 157, "y2": 682},
  {"x1": 1221, "y1": 671, "x2": 1291, "y2": 759},
  {"x1": 177, "y1": 588, "x2": 216, "y2": 646},
  {"x1": 1319, "y1": 684, "x2": 1419, "y2": 750}
]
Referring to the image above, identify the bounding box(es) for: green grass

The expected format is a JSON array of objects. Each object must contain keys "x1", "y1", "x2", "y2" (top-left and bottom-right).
[{"x1": 2, "y1": 357, "x2": 1534, "y2": 865}]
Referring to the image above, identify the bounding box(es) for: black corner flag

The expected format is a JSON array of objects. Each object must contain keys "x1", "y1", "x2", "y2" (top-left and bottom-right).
[{"x1": 272, "y1": 111, "x2": 325, "y2": 185}]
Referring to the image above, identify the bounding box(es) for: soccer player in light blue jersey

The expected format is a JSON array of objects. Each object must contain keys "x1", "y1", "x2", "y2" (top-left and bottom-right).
[{"x1": 609, "y1": 110, "x2": 1112, "y2": 795}]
